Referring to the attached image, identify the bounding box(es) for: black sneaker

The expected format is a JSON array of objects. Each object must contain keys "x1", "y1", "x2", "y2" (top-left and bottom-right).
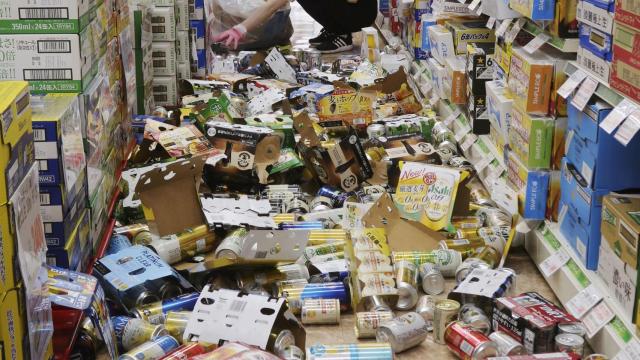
[
  {"x1": 309, "y1": 29, "x2": 333, "y2": 46},
  {"x1": 316, "y1": 34, "x2": 353, "y2": 53}
]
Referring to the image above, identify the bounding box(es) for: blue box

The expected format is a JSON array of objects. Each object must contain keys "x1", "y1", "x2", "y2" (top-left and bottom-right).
[
  {"x1": 190, "y1": 20, "x2": 205, "y2": 51},
  {"x1": 559, "y1": 158, "x2": 607, "y2": 225},
  {"x1": 579, "y1": 24, "x2": 612, "y2": 61},
  {"x1": 189, "y1": 0, "x2": 204, "y2": 20},
  {"x1": 567, "y1": 100, "x2": 640, "y2": 189},
  {"x1": 583, "y1": 0, "x2": 615, "y2": 11},
  {"x1": 506, "y1": 150, "x2": 550, "y2": 220},
  {"x1": 46, "y1": 210, "x2": 91, "y2": 271},
  {"x1": 43, "y1": 179, "x2": 87, "y2": 249},
  {"x1": 509, "y1": 0, "x2": 555, "y2": 20},
  {"x1": 559, "y1": 201, "x2": 601, "y2": 269}
]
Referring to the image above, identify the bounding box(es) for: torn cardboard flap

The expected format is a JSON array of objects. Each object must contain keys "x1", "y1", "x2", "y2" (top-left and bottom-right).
[
  {"x1": 136, "y1": 156, "x2": 206, "y2": 236},
  {"x1": 362, "y1": 67, "x2": 409, "y2": 94},
  {"x1": 293, "y1": 112, "x2": 321, "y2": 147},
  {"x1": 361, "y1": 192, "x2": 443, "y2": 251}
]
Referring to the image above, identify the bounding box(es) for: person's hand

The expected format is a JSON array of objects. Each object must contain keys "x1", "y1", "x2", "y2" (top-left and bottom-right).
[{"x1": 212, "y1": 24, "x2": 247, "y2": 50}]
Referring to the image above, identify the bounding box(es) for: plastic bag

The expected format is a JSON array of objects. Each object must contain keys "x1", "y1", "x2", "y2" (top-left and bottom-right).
[{"x1": 205, "y1": 0, "x2": 293, "y2": 50}]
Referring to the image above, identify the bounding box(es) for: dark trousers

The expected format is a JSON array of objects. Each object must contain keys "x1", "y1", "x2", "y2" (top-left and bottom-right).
[{"x1": 296, "y1": 0, "x2": 378, "y2": 34}]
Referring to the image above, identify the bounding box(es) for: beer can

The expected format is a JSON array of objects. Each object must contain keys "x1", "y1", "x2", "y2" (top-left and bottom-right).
[
  {"x1": 355, "y1": 311, "x2": 394, "y2": 339},
  {"x1": 482, "y1": 234, "x2": 507, "y2": 256},
  {"x1": 115, "y1": 223, "x2": 150, "y2": 240},
  {"x1": 445, "y1": 321, "x2": 498, "y2": 360},
  {"x1": 310, "y1": 196, "x2": 334, "y2": 212},
  {"x1": 498, "y1": 267, "x2": 517, "y2": 296},
  {"x1": 133, "y1": 293, "x2": 200, "y2": 324},
  {"x1": 286, "y1": 197, "x2": 310, "y2": 214},
  {"x1": 376, "y1": 312, "x2": 429, "y2": 353},
  {"x1": 455, "y1": 258, "x2": 491, "y2": 283},
  {"x1": 459, "y1": 304, "x2": 491, "y2": 335},
  {"x1": 317, "y1": 186, "x2": 347, "y2": 207},
  {"x1": 148, "y1": 225, "x2": 216, "y2": 264},
  {"x1": 468, "y1": 179, "x2": 497, "y2": 208},
  {"x1": 292, "y1": 47, "x2": 305, "y2": 63},
  {"x1": 555, "y1": 333, "x2": 584, "y2": 357},
  {"x1": 449, "y1": 156, "x2": 474, "y2": 170},
  {"x1": 303, "y1": 242, "x2": 345, "y2": 263},
  {"x1": 164, "y1": 311, "x2": 191, "y2": 343},
  {"x1": 439, "y1": 238, "x2": 485, "y2": 253},
  {"x1": 433, "y1": 299, "x2": 461, "y2": 344},
  {"x1": 112, "y1": 316, "x2": 168, "y2": 351},
  {"x1": 367, "y1": 124, "x2": 386, "y2": 138},
  {"x1": 452, "y1": 216, "x2": 484, "y2": 230},
  {"x1": 306, "y1": 343, "x2": 393, "y2": 360},
  {"x1": 279, "y1": 345, "x2": 305, "y2": 360},
  {"x1": 160, "y1": 343, "x2": 208, "y2": 360},
  {"x1": 71, "y1": 328, "x2": 97, "y2": 360},
  {"x1": 215, "y1": 228, "x2": 248, "y2": 259},
  {"x1": 119, "y1": 335, "x2": 180, "y2": 360},
  {"x1": 415, "y1": 295, "x2": 436, "y2": 322},
  {"x1": 392, "y1": 249, "x2": 462, "y2": 277},
  {"x1": 477, "y1": 207, "x2": 512, "y2": 227},
  {"x1": 273, "y1": 330, "x2": 296, "y2": 355},
  {"x1": 432, "y1": 122, "x2": 456, "y2": 145},
  {"x1": 363, "y1": 295, "x2": 392, "y2": 313},
  {"x1": 303, "y1": 49, "x2": 322, "y2": 70},
  {"x1": 301, "y1": 299, "x2": 341, "y2": 325},
  {"x1": 394, "y1": 261, "x2": 419, "y2": 310},
  {"x1": 127, "y1": 286, "x2": 161, "y2": 309},
  {"x1": 585, "y1": 355, "x2": 608, "y2": 360},
  {"x1": 558, "y1": 323, "x2": 586, "y2": 337},
  {"x1": 419, "y1": 263, "x2": 445, "y2": 295},
  {"x1": 133, "y1": 230, "x2": 154, "y2": 245},
  {"x1": 106, "y1": 234, "x2": 133, "y2": 256},
  {"x1": 278, "y1": 282, "x2": 348, "y2": 314},
  {"x1": 474, "y1": 246, "x2": 500, "y2": 268},
  {"x1": 156, "y1": 280, "x2": 183, "y2": 300},
  {"x1": 489, "y1": 331, "x2": 527, "y2": 356}
]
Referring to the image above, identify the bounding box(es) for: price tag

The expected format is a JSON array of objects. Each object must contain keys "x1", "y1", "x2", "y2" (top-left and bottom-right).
[
  {"x1": 454, "y1": 125, "x2": 471, "y2": 142},
  {"x1": 570, "y1": 77, "x2": 598, "y2": 111},
  {"x1": 468, "y1": 0, "x2": 481, "y2": 10},
  {"x1": 444, "y1": 109, "x2": 462, "y2": 126},
  {"x1": 486, "y1": 17, "x2": 496, "y2": 29},
  {"x1": 565, "y1": 284, "x2": 603, "y2": 319},
  {"x1": 557, "y1": 69, "x2": 588, "y2": 99},
  {"x1": 504, "y1": 18, "x2": 526, "y2": 44},
  {"x1": 582, "y1": 301, "x2": 615, "y2": 337},
  {"x1": 420, "y1": 81, "x2": 433, "y2": 96},
  {"x1": 430, "y1": 95, "x2": 440, "y2": 106},
  {"x1": 491, "y1": 179, "x2": 518, "y2": 215},
  {"x1": 523, "y1": 33, "x2": 551, "y2": 54},
  {"x1": 600, "y1": 99, "x2": 636, "y2": 134},
  {"x1": 475, "y1": 155, "x2": 492, "y2": 171},
  {"x1": 460, "y1": 134, "x2": 478, "y2": 152},
  {"x1": 476, "y1": 6, "x2": 483, "y2": 15},
  {"x1": 614, "y1": 110, "x2": 640, "y2": 146},
  {"x1": 564, "y1": 129, "x2": 574, "y2": 155},
  {"x1": 539, "y1": 249, "x2": 570, "y2": 277},
  {"x1": 495, "y1": 19, "x2": 512, "y2": 38}
]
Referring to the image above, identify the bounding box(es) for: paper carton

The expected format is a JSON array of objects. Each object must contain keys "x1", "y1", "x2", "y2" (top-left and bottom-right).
[
  {"x1": 428, "y1": 25, "x2": 456, "y2": 65},
  {"x1": 509, "y1": 0, "x2": 555, "y2": 19},
  {"x1": 508, "y1": 103, "x2": 555, "y2": 169},
  {"x1": 0, "y1": 0, "x2": 92, "y2": 34},
  {"x1": 152, "y1": 41, "x2": 177, "y2": 76},
  {"x1": 151, "y1": 6, "x2": 176, "y2": 42},
  {"x1": 507, "y1": 47, "x2": 554, "y2": 115},
  {"x1": 445, "y1": 20, "x2": 496, "y2": 55}
]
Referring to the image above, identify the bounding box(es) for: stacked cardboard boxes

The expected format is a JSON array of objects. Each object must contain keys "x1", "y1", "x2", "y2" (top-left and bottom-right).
[{"x1": 611, "y1": 0, "x2": 640, "y2": 102}]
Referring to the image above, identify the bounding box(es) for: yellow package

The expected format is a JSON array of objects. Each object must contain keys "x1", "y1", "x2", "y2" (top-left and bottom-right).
[{"x1": 395, "y1": 162, "x2": 462, "y2": 231}]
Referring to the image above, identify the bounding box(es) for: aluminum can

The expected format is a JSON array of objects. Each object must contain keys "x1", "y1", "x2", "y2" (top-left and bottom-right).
[
  {"x1": 445, "y1": 321, "x2": 498, "y2": 360},
  {"x1": 279, "y1": 345, "x2": 305, "y2": 360},
  {"x1": 306, "y1": 343, "x2": 393, "y2": 360},
  {"x1": 215, "y1": 228, "x2": 248, "y2": 259},
  {"x1": 133, "y1": 293, "x2": 199, "y2": 324},
  {"x1": 434, "y1": 299, "x2": 461, "y2": 344},
  {"x1": 555, "y1": 333, "x2": 584, "y2": 357},
  {"x1": 273, "y1": 330, "x2": 296, "y2": 355},
  {"x1": 439, "y1": 238, "x2": 485, "y2": 253},
  {"x1": 459, "y1": 304, "x2": 491, "y2": 335},
  {"x1": 489, "y1": 331, "x2": 527, "y2": 356},
  {"x1": 301, "y1": 299, "x2": 341, "y2": 325},
  {"x1": 367, "y1": 124, "x2": 386, "y2": 138},
  {"x1": 303, "y1": 49, "x2": 322, "y2": 70},
  {"x1": 278, "y1": 282, "x2": 348, "y2": 314},
  {"x1": 419, "y1": 263, "x2": 445, "y2": 295},
  {"x1": 376, "y1": 312, "x2": 429, "y2": 353},
  {"x1": 355, "y1": 311, "x2": 394, "y2": 339},
  {"x1": 164, "y1": 311, "x2": 190, "y2": 343},
  {"x1": 159, "y1": 343, "x2": 208, "y2": 359},
  {"x1": 119, "y1": 335, "x2": 179, "y2": 360},
  {"x1": 392, "y1": 249, "x2": 462, "y2": 277},
  {"x1": 394, "y1": 261, "x2": 419, "y2": 310},
  {"x1": 415, "y1": 295, "x2": 436, "y2": 322},
  {"x1": 363, "y1": 295, "x2": 392, "y2": 312},
  {"x1": 310, "y1": 196, "x2": 334, "y2": 212},
  {"x1": 112, "y1": 316, "x2": 168, "y2": 351},
  {"x1": 558, "y1": 323, "x2": 586, "y2": 337}
]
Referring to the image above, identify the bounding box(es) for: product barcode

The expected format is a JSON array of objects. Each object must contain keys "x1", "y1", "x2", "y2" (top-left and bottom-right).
[
  {"x1": 19, "y1": 7, "x2": 69, "y2": 19},
  {"x1": 44, "y1": 223, "x2": 52, "y2": 233},
  {"x1": 23, "y1": 68, "x2": 72, "y2": 80},
  {"x1": 38, "y1": 160, "x2": 48, "y2": 171},
  {"x1": 151, "y1": 16, "x2": 166, "y2": 24},
  {"x1": 40, "y1": 193, "x2": 50, "y2": 205},
  {"x1": 154, "y1": 94, "x2": 168, "y2": 102},
  {"x1": 229, "y1": 300, "x2": 247, "y2": 312},
  {"x1": 38, "y1": 40, "x2": 71, "y2": 53},
  {"x1": 33, "y1": 129, "x2": 46, "y2": 141},
  {"x1": 152, "y1": 51, "x2": 166, "y2": 58},
  {"x1": 255, "y1": 251, "x2": 268, "y2": 258},
  {"x1": 153, "y1": 85, "x2": 168, "y2": 92},
  {"x1": 152, "y1": 26, "x2": 166, "y2": 34},
  {"x1": 153, "y1": 60, "x2": 167, "y2": 68}
]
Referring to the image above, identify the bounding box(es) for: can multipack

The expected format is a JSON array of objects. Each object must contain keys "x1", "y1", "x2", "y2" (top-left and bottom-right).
[{"x1": 492, "y1": 292, "x2": 578, "y2": 354}]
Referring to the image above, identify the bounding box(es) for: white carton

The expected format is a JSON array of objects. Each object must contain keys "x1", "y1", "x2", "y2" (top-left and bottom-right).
[
  {"x1": 177, "y1": 62, "x2": 191, "y2": 80},
  {"x1": 486, "y1": 80, "x2": 513, "y2": 132},
  {"x1": 151, "y1": 41, "x2": 177, "y2": 76},
  {"x1": 481, "y1": 0, "x2": 521, "y2": 19},
  {"x1": 428, "y1": 25, "x2": 455, "y2": 65},
  {"x1": 0, "y1": 0, "x2": 92, "y2": 34},
  {"x1": 152, "y1": 76, "x2": 178, "y2": 106},
  {"x1": 598, "y1": 237, "x2": 635, "y2": 322},
  {"x1": 151, "y1": 6, "x2": 176, "y2": 42},
  {"x1": 176, "y1": 30, "x2": 190, "y2": 64},
  {"x1": 175, "y1": 0, "x2": 190, "y2": 30},
  {"x1": 577, "y1": 46, "x2": 611, "y2": 83}
]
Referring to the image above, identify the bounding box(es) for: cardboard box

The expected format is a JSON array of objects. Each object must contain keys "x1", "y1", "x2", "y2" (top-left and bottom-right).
[
  {"x1": 559, "y1": 157, "x2": 607, "y2": 226},
  {"x1": 466, "y1": 45, "x2": 495, "y2": 96},
  {"x1": 428, "y1": 24, "x2": 456, "y2": 65},
  {"x1": 0, "y1": 33, "x2": 95, "y2": 93},
  {"x1": 431, "y1": 0, "x2": 474, "y2": 15},
  {"x1": 549, "y1": 0, "x2": 579, "y2": 38},
  {"x1": 0, "y1": 0, "x2": 93, "y2": 34},
  {"x1": 152, "y1": 41, "x2": 177, "y2": 76},
  {"x1": 176, "y1": 30, "x2": 190, "y2": 64},
  {"x1": 190, "y1": 19, "x2": 205, "y2": 51},
  {"x1": 444, "y1": 57, "x2": 467, "y2": 104},
  {"x1": 46, "y1": 209, "x2": 90, "y2": 271},
  {"x1": 41, "y1": 178, "x2": 87, "y2": 248},
  {"x1": 509, "y1": 0, "x2": 555, "y2": 20},
  {"x1": 486, "y1": 80, "x2": 513, "y2": 133},
  {"x1": 615, "y1": 0, "x2": 640, "y2": 30},
  {"x1": 445, "y1": 20, "x2": 496, "y2": 55},
  {"x1": 580, "y1": 24, "x2": 613, "y2": 60},
  {"x1": 566, "y1": 99, "x2": 640, "y2": 189},
  {"x1": 133, "y1": 6, "x2": 153, "y2": 49},
  {"x1": 559, "y1": 196, "x2": 601, "y2": 269},
  {"x1": 0, "y1": 289, "x2": 27, "y2": 360},
  {"x1": 481, "y1": 0, "x2": 521, "y2": 19},
  {"x1": 428, "y1": 58, "x2": 448, "y2": 99},
  {"x1": 0, "y1": 82, "x2": 34, "y2": 205},
  {"x1": 0, "y1": 202, "x2": 19, "y2": 295},
  {"x1": 577, "y1": 45, "x2": 612, "y2": 83},
  {"x1": 152, "y1": 76, "x2": 178, "y2": 107},
  {"x1": 176, "y1": 0, "x2": 189, "y2": 30},
  {"x1": 189, "y1": 0, "x2": 205, "y2": 20},
  {"x1": 508, "y1": 103, "x2": 555, "y2": 169},
  {"x1": 577, "y1": 1, "x2": 614, "y2": 34},
  {"x1": 507, "y1": 46, "x2": 554, "y2": 115},
  {"x1": 151, "y1": 6, "x2": 176, "y2": 42},
  {"x1": 505, "y1": 149, "x2": 550, "y2": 220}
]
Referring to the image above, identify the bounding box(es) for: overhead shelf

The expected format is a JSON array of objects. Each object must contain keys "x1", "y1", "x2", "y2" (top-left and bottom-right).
[
  {"x1": 522, "y1": 21, "x2": 579, "y2": 53},
  {"x1": 526, "y1": 221, "x2": 639, "y2": 358}
]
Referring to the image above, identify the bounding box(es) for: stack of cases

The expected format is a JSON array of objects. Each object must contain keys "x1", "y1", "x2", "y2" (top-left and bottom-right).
[
  {"x1": 466, "y1": 44, "x2": 494, "y2": 134},
  {"x1": 0, "y1": 82, "x2": 53, "y2": 360},
  {"x1": 559, "y1": 98, "x2": 640, "y2": 269},
  {"x1": 611, "y1": 0, "x2": 640, "y2": 102},
  {"x1": 32, "y1": 94, "x2": 91, "y2": 271},
  {"x1": 407, "y1": 0, "x2": 431, "y2": 60},
  {"x1": 176, "y1": 0, "x2": 192, "y2": 80},
  {"x1": 189, "y1": 0, "x2": 206, "y2": 78},
  {"x1": 576, "y1": 0, "x2": 615, "y2": 83},
  {"x1": 151, "y1": 0, "x2": 179, "y2": 106},
  {"x1": 132, "y1": 4, "x2": 156, "y2": 114}
]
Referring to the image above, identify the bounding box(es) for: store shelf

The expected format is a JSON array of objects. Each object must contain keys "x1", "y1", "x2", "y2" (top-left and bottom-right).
[
  {"x1": 52, "y1": 140, "x2": 134, "y2": 360},
  {"x1": 522, "y1": 21, "x2": 579, "y2": 53},
  {"x1": 525, "y1": 221, "x2": 638, "y2": 358},
  {"x1": 564, "y1": 61, "x2": 629, "y2": 108}
]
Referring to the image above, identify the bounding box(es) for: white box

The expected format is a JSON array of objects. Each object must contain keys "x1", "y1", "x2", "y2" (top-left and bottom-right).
[
  {"x1": 0, "y1": 33, "x2": 93, "y2": 93},
  {"x1": 486, "y1": 80, "x2": 513, "y2": 133},
  {"x1": 152, "y1": 76, "x2": 178, "y2": 106},
  {"x1": 481, "y1": 0, "x2": 521, "y2": 19},
  {"x1": 151, "y1": 6, "x2": 176, "y2": 42},
  {"x1": 0, "y1": 0, "x2": 92, "y2": 34},
  {"x1": 431, "y1": 0, "x2": 473, "y2": 15},
  {"x1": 577, "y1": 1, "x2": 614, "y2": 34},
  {"x1": 177, "y1": 62, "x2": 191, "y2": 80},
  {"x1": 577, "y1": 46, "x2": 611, "y2": 83},
  {"x1": 598, "y1": 237, "x2": 635, "y2": 323},
  {"x1": 427, "y1": 58, "x2": 448, "y2": 100},
  {"x1": 175, "y1": 0, "x2": 190, "y2": 30},
  {"x1": 151, "y1": 41, "x2": 177, "y2": 76},
  {"x1": 176, "y1": 30, "x2": 190, "y2": 64},
  {"x1": 428, "y1": 25, "x2": 455, "y2": 65}
]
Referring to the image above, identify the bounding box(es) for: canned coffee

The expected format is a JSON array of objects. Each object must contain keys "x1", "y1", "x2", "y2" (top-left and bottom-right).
[
  {"x1": 433, "y1": 299, "x2": 460, "y2": 344},
  {"x1": 355, "y1": 311, "x2": 394, "y2": 339}
]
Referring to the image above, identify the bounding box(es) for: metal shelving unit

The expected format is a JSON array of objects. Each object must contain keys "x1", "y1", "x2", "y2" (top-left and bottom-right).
[{"x1": 521, "y1": 21, "x2": 579, "y2": 53}]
